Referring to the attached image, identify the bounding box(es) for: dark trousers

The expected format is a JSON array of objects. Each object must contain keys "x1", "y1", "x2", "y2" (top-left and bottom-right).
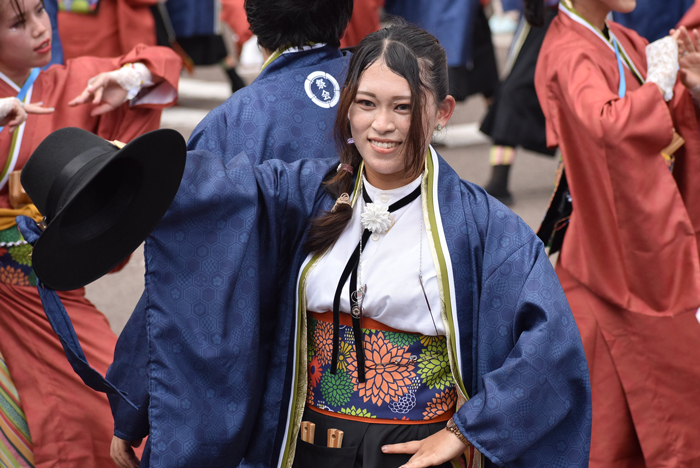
[{"x1": 292, "y1": 407, "x2": 454, "y2": 468}]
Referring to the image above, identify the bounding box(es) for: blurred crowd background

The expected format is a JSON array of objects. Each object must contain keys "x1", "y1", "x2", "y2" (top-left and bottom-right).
[{"x1": 70, "y1": 0, "x2": 695, "y2": 333}]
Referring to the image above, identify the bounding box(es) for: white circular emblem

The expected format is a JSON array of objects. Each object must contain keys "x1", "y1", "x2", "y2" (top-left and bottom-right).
[{"x1": 304, "y1": 71, "x2": 340, "y2": 108}]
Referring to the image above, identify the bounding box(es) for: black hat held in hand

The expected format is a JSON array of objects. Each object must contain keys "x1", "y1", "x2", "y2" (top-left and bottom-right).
[{"x1": 21, "y1": 127, "x2": 186, "y2": 291}]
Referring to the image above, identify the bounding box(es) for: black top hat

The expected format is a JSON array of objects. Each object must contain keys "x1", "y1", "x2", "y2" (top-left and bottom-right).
[{"x1": 21, "y1": 127, "x2": 186, "y2": 291}]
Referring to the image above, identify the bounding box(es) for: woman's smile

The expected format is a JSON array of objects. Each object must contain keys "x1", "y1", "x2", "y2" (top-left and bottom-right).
[{"x1": 369, "y1": 138, "x2": 402, "y2": 153}]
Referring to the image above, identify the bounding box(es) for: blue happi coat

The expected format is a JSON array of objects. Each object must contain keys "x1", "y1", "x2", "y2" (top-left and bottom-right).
[
  {"x1": 384, "y1": 0, "x2": 480, "y2": 67},
  {"x1": 188, "y1": 44, "x2": 350, "y2": 165},
  {"x1": 107, "y1": 147, "x2": 591, "y2": 467}
]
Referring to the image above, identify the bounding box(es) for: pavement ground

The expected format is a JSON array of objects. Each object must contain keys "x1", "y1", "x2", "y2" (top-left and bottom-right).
[{"x1": 86, "y1": 38, "x2": 561, "y2": 334}]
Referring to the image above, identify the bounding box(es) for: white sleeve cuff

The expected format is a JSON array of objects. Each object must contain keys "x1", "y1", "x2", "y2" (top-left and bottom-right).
[
  {"x1": 646, "y1": 36, "x2": 679, "y2": 102},
  {"x1": 109, "y1": 63, "x2": 155, "y2": 101},
  {"x1": 0, "y1": 97, "x2": 19, "y2": 121}
]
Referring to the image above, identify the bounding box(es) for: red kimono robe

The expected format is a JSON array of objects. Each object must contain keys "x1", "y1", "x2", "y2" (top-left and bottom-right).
[
  {"x1": 679, "y1": 1, "x2": 700, "y2": 31},
  {"x1": 536, "y1": 8, "x2": 700, "y2": 468},
  {"x1": 58, "y1": 0, "x2": 157, "y2": 60},
  {"x1": 0, "y1": 45, "x2": 180, "y2": 468},
  {"x1": 220, "y1": 0, "x2": 253, "y2": 49},
  {"x1": 340, "y1": 0, "x2": 383, "y2": 48}
]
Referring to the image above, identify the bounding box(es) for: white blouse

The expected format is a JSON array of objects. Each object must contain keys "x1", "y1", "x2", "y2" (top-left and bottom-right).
[{"x1": 305, "y1": 174, "x2": 444, "y2": 336}]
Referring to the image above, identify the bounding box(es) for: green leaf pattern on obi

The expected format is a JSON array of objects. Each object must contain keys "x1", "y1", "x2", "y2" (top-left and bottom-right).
[
  {"x1": 339, "y1": 406, "x2": 376, "y2": 418},
  {"x1": 418, "y1": 338, "x2": 452, "y2": 390},
  {"x1": 9, "y1": 244, "x2": 32, "y2": 266},
  {"x1": 307, "y1": 318, "x2": 317, "y2": 361},
  {"x1": 320, "y1": 371, "x2": 353, "y2": 407},
  {"x1": 384, "y1": 331, "x2": 420, "y2": 348}
]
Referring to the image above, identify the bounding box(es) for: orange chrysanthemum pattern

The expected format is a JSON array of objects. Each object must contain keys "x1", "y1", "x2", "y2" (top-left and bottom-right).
[
  {"x1": 0, "y1": 265, "x2": 30, "y2": 286},
  {"x1": 348, "y1": 332, "x2": 416, "y2": 406},
  {"x1": 313, "y1": 319, "x2": 334, "y2": 366},
  {"x1": 423, "y1": 387, "x2": 458, "y2": 420},
  {"x1": 306, "y1": 384, "x2": 315, "y2": 406}
]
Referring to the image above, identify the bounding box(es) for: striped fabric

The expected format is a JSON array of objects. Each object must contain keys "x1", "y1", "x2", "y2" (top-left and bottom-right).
[{"x1": 0, "y1": 350, "x2": 34, "y2": 468}]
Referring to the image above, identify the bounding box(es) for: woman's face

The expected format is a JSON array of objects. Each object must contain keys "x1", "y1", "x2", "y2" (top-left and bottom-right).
[
  {"x1": 0, "y1": 0, "x2": 52, "y2": 78},
  {"x1": 601, "y1": 0, "x2": 635, "y2": 13},
  {"x1": 574, "y1": 0, "x2": 636, "y2": 15},
  {"x1": 348, "y1": 58, "x2": 454, "y2": 190}
]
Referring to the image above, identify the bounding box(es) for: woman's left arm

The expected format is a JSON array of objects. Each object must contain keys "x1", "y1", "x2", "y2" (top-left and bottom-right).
[
  {"x1": 387, "y1": 232, "x2": 591, "y2": 466},
  {"x1": 461, "y1": 238, "x2": 590, "y2": 465}
]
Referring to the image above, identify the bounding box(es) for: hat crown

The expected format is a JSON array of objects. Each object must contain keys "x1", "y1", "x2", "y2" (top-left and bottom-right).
[{"x1": 21, "y1": 128, "x2": 119, "y2": 219}]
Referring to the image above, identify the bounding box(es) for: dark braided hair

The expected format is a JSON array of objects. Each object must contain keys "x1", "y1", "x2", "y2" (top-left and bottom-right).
[{"x1": 305, "y1": 22, "x2": 449, "y2": 254}]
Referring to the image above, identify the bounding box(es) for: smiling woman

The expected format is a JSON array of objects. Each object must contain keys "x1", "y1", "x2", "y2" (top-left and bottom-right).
[
  {"x1": 293, "y1": 22, "x2": 591, "y2": 468},
  {"x1": 0, "y1": 0, "x2": 182, "y2": 466},
  {"x1": 97, "y1": 21, "x2": 590, "y2": 468}
]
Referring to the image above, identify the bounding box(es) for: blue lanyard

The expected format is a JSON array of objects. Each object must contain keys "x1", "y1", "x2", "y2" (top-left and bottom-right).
[
  {"x1": 613, "y1": 39, "x2": 626, "y2": 98},
  {"x1": 0, "y1": 67, "x2": 41, "y2": 133}
]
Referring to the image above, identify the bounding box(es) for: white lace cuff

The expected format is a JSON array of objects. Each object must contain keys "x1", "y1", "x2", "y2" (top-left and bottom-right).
[
  {"x1": 0, "y1": 97, "x2": 20, "y2": 121},
  {"x1": 106, "y1": 63, "x2": 154, "y2": 101},
  {"x1": 646, "y1": 36, "x2": 679, "y2": 102}
]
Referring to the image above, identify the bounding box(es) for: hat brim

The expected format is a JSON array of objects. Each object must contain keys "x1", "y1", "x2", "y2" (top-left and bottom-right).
[{"x1": 32, "y1": 129, "x2": 186, "y2": 291}]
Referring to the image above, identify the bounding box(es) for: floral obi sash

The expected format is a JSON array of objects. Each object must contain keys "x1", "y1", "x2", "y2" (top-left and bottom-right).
[
  {"x1": 306, "y1": 311, "x2": 457, "y2": 423},
  {"x1": 0, "y1": 226, "x2": 35, "y2": 286}
]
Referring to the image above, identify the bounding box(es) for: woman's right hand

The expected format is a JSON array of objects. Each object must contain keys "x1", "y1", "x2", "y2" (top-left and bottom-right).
[
  {"x1": 110, "y1": 435, "x2": 142, "y2": 468},
  {"x1": 674, "y1": 26, "x2": 700, "y2": 92},
  {"x1": 0, "y1": 97, "x2": 54, "y2": 132}
]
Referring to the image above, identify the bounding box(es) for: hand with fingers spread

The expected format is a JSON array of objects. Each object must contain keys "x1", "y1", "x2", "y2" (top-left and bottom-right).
[
  {"x1": 0, "y1": 97, "x2": 54, "y2": 132},
  {"x1": 68, "y1": 72, "x2": 130, "y2": 117},
  {"x1": 673, "y1": 26, "x2": 700, "y2": 93},
  {"x1": 382, "y1": 426, "x2": 469, "y2": 468},
  {"x1": 110, "y1": 435, "x2": 142, "y2": 468}
]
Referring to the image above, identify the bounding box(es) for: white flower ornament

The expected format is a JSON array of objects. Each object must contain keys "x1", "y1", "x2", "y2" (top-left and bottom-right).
[{"x1": 361, "y1": 203, "x2": 393, "y2": 234}]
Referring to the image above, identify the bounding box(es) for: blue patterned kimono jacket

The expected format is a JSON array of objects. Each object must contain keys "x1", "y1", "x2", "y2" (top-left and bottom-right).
[
  {"x1": 187, "y1": 45, "x2": 350, "y2": 165},
  {"x1": 106, "y1": 147, "x2": 591, "y2": 468}
]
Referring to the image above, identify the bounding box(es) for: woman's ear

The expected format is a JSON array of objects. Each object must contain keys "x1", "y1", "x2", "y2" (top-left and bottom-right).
[{"x1": 437, "y1": 95, "x2": 456, "y2": 128}]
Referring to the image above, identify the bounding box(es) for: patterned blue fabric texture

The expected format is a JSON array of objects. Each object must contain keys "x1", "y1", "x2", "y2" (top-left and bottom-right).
[
  {"x1": 109, "y1": 151, "x2": 337, "y2": 467},
  {"x1": 384, "y1": 0, "x2": 480, "y2": 67},
  {"x1": 107, "y1": 148, "x2": 591, "y2": 467},
  {"x1": 187, "y1": 45, "x2": 351, "y2": 166},
  {"x1": 433, "y1": 156, "x2": 591, "y2": 467}
]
